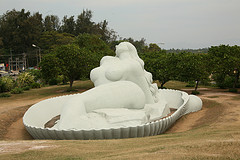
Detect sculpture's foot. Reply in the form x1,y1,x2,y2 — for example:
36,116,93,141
184,95,202,115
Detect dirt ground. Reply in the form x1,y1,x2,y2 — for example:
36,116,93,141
0,87,240,155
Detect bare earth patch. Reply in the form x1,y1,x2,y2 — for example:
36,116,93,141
0,141,57,154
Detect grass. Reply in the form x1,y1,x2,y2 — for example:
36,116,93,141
207,96,219,98
0,80,240,159
0,80,94,103
1,127,240,160
231,95,240,100
1,99,240,159
157,80,189,90
163,80,215,90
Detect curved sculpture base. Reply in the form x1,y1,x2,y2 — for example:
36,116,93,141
23,89,202,140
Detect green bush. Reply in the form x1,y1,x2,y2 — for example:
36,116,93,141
49,78,58,85
185,81,195,87
191,90,200,95
56,75,67,84
66,87,77,92
212,74,235,89
16,72,35,88
0,76,14,92
0,80,6,93
185,84,195,87
0,93,11,97
23,86,30,91
229,88,238,93
28,69,42,82
199,79,211,86
31,82,41,88
11,87,23,94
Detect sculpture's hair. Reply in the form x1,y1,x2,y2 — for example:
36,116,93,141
122,42,144,69
120,42,159,102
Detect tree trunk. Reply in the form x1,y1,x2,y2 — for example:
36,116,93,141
234,69,239,89
69,79,74,90
195,80,199,91
161,81,166,89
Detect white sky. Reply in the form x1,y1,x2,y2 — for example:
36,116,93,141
0,0,240,49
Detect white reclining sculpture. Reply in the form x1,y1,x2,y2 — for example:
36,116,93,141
23,42,202,139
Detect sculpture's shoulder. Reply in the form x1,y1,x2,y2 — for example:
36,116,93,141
100,56,119,66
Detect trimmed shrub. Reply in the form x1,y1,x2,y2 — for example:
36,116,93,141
185,84,195,87
31,82,41,89
186,81,195,87
48,75,66,85
191,90,200,95
229,88,238,93
212,74,235,89
49,78,58,85
66,87,77,92
23,86,30,91
0,93,11,97
11,87,23,94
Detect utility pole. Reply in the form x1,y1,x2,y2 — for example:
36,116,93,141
23,53,26,71
9,48,13,71
32,44,41,66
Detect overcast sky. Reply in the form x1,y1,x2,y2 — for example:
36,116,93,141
0,0,240,49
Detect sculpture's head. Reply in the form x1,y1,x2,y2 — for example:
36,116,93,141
116,42,144,69
116,42,137,57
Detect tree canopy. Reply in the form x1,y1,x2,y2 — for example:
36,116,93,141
209,45,240,88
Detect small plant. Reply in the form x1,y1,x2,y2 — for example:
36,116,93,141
28,69,42,82
23,86,30,91
16,72,35,88
11,87,23,94
31,82,41,89
229,88,238,93
66,87,77,92
191,90,200,95
0,93,11,97
0,76,14,92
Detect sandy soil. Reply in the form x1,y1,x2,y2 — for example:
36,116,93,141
0,87,240,154
167,88,240,133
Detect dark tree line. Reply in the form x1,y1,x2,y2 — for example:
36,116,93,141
0,9,117,56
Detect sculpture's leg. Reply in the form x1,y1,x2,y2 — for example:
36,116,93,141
58,99,87,130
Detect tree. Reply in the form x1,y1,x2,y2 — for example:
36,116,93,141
39,31,75,51
39,53,61,83
75,33,113,53
75,9,94,35
55,44,97,88
209,45,240,89
60,16,75,35
74,33,114,78
44,15,60,31
0,9,43,54
141,44,178,88
75,10,117,42
96,20,117,43
122,38,146,53
176,52,210,91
